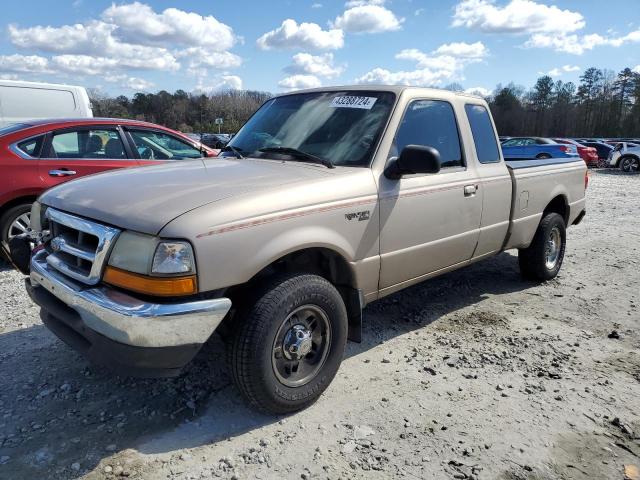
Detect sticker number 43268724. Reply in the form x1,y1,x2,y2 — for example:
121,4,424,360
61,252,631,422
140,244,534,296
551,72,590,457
330,96,378,109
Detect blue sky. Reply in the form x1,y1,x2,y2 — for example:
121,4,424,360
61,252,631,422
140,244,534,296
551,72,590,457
0,0,638,96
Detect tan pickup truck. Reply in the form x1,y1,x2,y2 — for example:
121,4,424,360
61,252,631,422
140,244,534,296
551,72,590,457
22,86,587,414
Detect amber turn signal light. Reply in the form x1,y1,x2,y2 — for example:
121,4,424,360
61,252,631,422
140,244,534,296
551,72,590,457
103,266,197,296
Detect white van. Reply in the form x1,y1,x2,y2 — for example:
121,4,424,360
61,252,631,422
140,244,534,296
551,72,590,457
0,80,93,127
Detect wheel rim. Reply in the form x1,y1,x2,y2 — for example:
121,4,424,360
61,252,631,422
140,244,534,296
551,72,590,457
272,305,332,387
622,158,631,172
630,159,639,173
545,226,561,270
8,212,31,240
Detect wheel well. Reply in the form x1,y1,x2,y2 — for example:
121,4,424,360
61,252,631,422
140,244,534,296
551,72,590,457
0,196,37,219
222,248,362,341
543,195,569,225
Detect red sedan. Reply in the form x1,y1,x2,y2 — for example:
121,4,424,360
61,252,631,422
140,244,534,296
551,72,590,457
553,138,598,167
0,118,218,249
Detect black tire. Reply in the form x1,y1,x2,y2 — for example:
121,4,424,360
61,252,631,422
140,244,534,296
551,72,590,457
229,273,348,414
536,153,552,159
0,203,32,251
619,156,639,173
518,212,566,281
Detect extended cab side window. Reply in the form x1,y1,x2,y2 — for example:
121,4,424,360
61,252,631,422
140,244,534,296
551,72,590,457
49,129,127,159
392,100,463,168
464,104,500,164
128,129,202,161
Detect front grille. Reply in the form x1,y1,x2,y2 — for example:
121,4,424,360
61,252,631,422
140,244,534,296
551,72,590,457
45,208,120,285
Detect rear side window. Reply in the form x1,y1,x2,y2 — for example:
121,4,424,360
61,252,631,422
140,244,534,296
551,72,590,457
393,100,463,168
49,129,127,159
17,135,45,157
464,104,500,164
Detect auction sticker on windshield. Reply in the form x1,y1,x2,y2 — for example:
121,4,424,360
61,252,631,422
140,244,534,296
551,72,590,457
330,96,378,109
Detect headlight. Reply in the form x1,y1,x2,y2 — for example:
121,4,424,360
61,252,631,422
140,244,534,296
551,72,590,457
152,241,195,275
108,231,157,275
106,233,197,296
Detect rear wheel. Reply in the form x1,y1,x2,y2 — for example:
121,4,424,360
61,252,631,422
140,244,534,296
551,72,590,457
229,273,348,414
0,203,32,251
619,156,639,173
518,212,566,281
536,153,551,159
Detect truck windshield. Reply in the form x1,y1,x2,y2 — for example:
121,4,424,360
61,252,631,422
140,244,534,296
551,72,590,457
223,91,396,167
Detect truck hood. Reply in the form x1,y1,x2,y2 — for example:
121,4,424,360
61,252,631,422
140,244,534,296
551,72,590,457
40,158,333,234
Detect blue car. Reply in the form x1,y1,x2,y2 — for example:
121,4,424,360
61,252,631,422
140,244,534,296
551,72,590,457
500,137,579,160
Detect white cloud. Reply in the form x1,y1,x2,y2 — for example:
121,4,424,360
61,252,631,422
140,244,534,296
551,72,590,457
355,67,453,86
452,0,585,34
0,54,51,74
433,41,488,58
464,86,491,96
332,4,403,33
312,3,323,8
105,74,155,91
634,65,640,74
4,3,242,91
415,8,426,16
278,74,322,91
544,65,579,77
257,19,344,51
194,75,243,94
284,53,345,78
102,2,237,51
176,48,243,70
356,41,488,87
345,0,386,6
526,29,640,55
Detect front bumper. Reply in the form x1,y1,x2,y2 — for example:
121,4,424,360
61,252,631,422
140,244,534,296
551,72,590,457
28,250,232,376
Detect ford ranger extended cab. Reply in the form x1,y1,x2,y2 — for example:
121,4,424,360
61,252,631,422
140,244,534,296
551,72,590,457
20,86,587,414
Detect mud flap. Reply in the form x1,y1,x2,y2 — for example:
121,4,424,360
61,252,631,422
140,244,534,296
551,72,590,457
344,287,363,343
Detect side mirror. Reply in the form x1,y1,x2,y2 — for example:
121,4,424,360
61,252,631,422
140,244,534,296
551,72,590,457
385,145,441,179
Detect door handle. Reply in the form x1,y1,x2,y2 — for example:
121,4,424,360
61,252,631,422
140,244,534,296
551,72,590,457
49,169,77,177
464,184,478,196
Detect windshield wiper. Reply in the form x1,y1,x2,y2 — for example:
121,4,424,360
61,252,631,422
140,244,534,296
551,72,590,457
258,147,334,169
221,144,244,159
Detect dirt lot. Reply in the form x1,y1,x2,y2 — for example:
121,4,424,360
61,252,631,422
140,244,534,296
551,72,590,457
0,169,638,480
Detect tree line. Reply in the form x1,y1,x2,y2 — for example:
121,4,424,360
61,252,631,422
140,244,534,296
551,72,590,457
89,66,640,137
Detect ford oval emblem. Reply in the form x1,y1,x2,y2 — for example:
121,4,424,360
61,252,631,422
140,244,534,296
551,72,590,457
51,237,64,252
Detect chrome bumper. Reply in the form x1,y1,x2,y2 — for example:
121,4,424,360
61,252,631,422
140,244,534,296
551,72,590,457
29,250,232,348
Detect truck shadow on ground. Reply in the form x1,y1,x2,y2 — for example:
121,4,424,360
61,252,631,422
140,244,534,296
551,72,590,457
0,251,533,479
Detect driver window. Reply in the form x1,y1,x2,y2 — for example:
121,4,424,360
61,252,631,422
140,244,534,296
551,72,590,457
391,100,464,168
128,129,203,160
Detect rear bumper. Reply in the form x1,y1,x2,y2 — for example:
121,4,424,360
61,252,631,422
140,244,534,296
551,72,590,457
27,249,232,376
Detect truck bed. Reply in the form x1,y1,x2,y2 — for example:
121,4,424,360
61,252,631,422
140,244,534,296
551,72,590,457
503,158,586,250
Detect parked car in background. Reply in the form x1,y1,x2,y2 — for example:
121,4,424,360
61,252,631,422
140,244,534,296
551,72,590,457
552,138,598,167
500,137,579,160
580,141,613,166
0,118,217,250
498,136,512,142
608,142,640,172
0,80,92,128
201,133,230,149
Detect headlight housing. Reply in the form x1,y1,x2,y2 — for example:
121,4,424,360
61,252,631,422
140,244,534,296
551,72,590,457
106,232,197,296
152,241,195,275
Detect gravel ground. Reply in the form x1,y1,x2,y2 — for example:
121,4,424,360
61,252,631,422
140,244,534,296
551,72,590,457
0,169,638,480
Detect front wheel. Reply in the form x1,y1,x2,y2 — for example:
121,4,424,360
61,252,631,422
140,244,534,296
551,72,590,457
518,212,566,281
1,203,32,252
536,153,552,159
229,273,348,414
619,156,639,173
